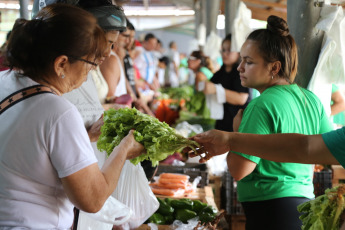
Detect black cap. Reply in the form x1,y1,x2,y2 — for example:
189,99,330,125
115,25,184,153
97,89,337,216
87,5,126,32
32,0,127,32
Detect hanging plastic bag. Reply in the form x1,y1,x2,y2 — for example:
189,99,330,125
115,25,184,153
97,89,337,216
77,196,132,230
112,160,159,229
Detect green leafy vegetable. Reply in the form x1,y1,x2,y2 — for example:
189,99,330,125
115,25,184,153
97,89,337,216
298,185,345,230
185,91,210,118
159,85,194,101
97,108,199,166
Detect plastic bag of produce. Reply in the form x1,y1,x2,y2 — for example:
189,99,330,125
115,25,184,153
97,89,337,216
112,160,159,229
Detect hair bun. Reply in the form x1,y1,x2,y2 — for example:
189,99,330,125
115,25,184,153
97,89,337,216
267,15,289,37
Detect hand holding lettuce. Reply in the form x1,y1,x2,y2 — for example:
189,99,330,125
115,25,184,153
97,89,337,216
97,108,199,166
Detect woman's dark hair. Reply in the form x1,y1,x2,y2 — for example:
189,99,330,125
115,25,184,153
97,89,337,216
5,3,107,82
190,50,214,73
247,15,298,83
222,33,232,45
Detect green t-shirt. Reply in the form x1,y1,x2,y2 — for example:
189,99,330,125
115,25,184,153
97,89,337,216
322,127,345,168
234,84,333,202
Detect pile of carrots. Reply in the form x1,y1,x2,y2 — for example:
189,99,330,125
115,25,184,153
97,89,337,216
150,173,194,197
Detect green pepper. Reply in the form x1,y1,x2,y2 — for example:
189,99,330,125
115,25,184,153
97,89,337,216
201,205,217,215
157,197,174,215
175,209,198,223
148,213,166,224
170,198,194,210
192,200,208,213
164,215,174,224
164,198,173,206
199,211,215,224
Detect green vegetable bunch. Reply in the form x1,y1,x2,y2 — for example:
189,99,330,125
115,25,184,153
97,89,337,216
159,86,194,101
185,91,210,119
298,185,345,230
148,197,217,225
97,108,198,166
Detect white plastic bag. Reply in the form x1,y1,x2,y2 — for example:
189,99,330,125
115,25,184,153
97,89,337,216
112,160,159,229
77,196,132,230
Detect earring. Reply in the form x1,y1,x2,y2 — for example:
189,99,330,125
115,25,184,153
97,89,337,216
271,75,274,80
61,74,65,79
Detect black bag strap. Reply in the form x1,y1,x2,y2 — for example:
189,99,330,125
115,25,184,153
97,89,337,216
0,85,55,115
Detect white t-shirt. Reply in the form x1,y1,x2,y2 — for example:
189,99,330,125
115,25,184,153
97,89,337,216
0,71,97,229
134,49,157,84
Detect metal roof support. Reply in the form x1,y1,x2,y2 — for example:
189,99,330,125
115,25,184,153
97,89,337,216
287,0,324,88
224,0,240,36
205,0,220,36
19,0,30,20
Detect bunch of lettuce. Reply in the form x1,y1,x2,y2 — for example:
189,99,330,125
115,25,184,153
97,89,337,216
185,91,210,119
298,184,345,230
159,85,194,101
97,108,198,166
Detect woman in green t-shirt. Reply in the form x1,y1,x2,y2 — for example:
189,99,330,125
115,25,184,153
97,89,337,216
212,15,333,230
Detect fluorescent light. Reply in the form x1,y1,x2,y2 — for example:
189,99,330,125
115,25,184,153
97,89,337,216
0,3,33,10
124,9,195,16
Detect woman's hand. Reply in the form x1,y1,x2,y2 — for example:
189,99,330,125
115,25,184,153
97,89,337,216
87,115,104,142
203,81,216,95
186,129,232,163
233,109,243,132
120,130,145,160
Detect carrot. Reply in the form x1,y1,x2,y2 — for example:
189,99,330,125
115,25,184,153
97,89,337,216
158,177,188,185
150,184,185,196
157,182,188,189
159,173,190,181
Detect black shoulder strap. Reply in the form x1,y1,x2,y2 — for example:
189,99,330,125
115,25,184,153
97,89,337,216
0,85,55,115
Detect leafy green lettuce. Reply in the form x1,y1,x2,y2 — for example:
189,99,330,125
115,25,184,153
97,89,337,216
298,185,345,230
97,108,199,166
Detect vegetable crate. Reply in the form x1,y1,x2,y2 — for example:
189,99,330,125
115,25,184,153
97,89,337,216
313,169,332,197
155,163,209,188
221,171,244,215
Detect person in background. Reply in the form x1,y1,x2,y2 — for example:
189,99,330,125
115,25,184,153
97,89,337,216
157,56,169,87
99,17,128,103
197,15,333,230
165,41,180,87
187,50,214,91
153,38,164,59
203,34,251,132
0,30,11,71
331,84,345,128
58,0,129,169
134,33,159,92
0,4,144,228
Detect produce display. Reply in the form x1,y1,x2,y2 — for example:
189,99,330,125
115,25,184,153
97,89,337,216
97,108,198,166
298,184,345,230
147,197,217,225
185,91,210,119
159,85,194,102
